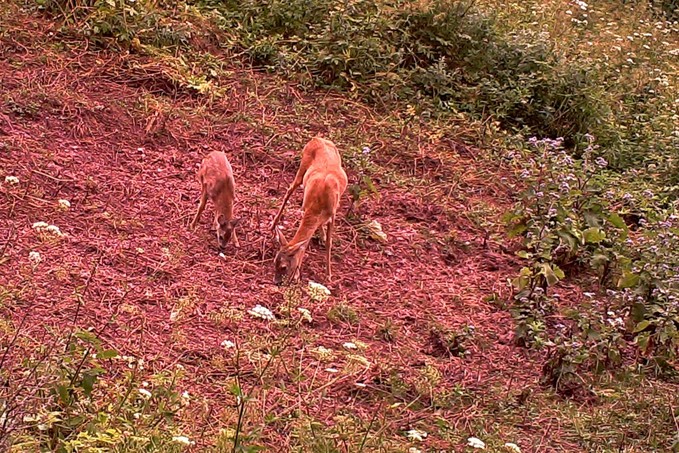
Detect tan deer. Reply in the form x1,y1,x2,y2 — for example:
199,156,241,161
190,151,240,249
271,137,348,285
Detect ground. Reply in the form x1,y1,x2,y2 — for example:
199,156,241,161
1,4,676,453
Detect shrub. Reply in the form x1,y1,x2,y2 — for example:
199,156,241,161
202,0,610,149
506,135,678,364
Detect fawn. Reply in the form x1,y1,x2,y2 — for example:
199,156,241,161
271,137,348,285
190,151,240,249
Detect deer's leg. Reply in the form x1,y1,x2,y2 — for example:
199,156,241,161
231,228,240,248
271,182,298,231
190,190,208,230
317,223,327,247
271,156,312,230
326,216,334,281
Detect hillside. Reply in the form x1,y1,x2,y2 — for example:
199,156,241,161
1,0,678,452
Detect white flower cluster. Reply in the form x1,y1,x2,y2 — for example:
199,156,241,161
32,221,64,237
4,175,19,185
307,281,331,301
172,435,195,446
248,304,275,321
29,251,42,266
405,428,427,442
297,307,313,322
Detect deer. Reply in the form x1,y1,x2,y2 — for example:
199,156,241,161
190,151,241,250
270,137,348,285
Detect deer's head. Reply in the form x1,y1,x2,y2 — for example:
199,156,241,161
273,228,307,285
215,214,240,249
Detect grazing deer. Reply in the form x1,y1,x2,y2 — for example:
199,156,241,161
271,137,348,285
190,151,240,249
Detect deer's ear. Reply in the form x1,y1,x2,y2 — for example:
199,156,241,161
275,227,288,246
230,217,242,228
286,239,309,254
217,213,227,226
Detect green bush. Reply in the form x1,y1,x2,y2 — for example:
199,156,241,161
506,136,678,365
202,0,611,150
35,0,191,48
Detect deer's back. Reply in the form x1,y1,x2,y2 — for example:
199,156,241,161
302,138,344,186
199,151,235,197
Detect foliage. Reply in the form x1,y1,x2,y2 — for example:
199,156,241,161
2,329,189,451
506,135,679,379
202,0,614,152
35,0,192,48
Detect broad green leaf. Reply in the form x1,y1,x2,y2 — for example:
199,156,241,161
57,384,70,405
74,330,101,346
633,320,652,333
617,272,640,289
635,332,650,352
608,213,627,230
537,263,560,286
82,372,96,397
583,227,606,244
98,349,118,360
557,230,578,251
507,222,528,237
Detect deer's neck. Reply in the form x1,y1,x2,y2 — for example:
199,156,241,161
289,212,325,248
214,185,235,219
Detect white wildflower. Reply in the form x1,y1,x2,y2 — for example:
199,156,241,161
32,221,64,237
297,307,313,322
57,199,71,210
219,252,226,259
467,437,486,449
181,391,190,405
4,175,19,185
248,304,275,321
133,412,141,419
325,367,339,373
504,443,522,453
409,448,422,453
32,221,49,231
221,340,235,349
406,429,427,442
138,389,152,399
169,310,179,322
28,251,42,266
307,281,331,301
46,225,63,236
343,342,358,350
171,436,194,446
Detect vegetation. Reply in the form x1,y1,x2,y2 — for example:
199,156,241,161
1,0,678,450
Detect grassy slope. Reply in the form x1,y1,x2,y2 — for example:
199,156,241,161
0,2,677,452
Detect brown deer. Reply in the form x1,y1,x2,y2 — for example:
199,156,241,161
190,151,240,249
271,137,347,285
